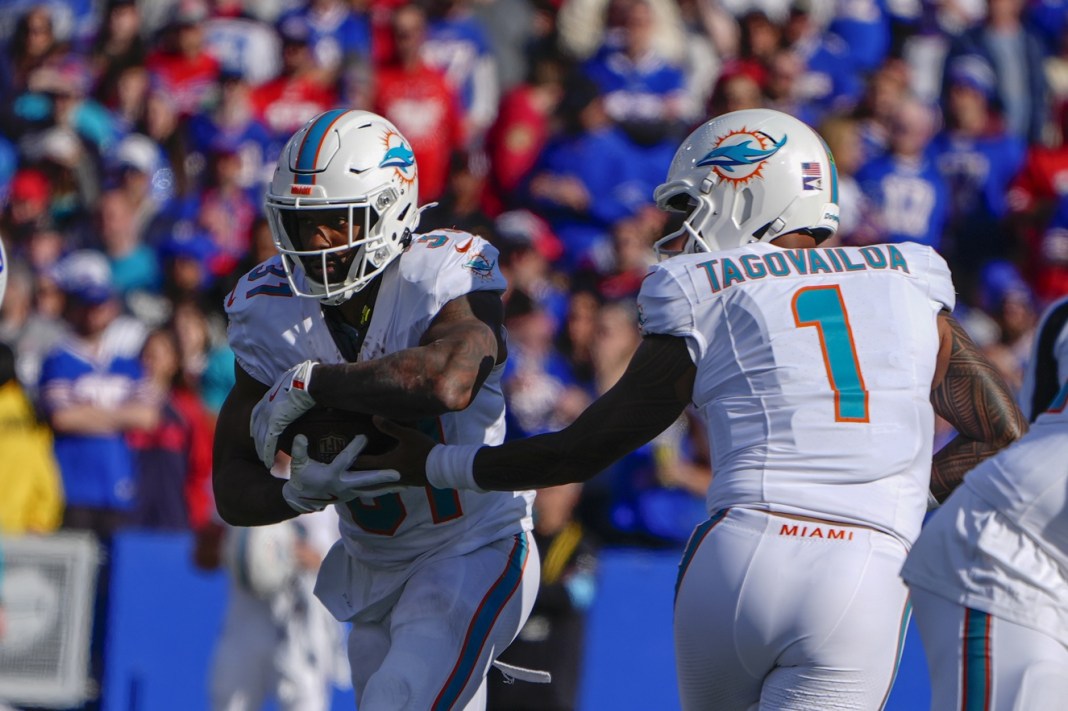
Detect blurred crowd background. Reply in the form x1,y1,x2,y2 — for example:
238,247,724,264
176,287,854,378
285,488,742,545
0,0,1065,680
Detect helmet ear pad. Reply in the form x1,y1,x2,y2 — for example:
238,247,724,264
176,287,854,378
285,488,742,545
653,109,840,258
265,110,422,305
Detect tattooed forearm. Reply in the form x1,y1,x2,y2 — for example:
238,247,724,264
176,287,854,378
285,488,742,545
475,336,695,490
930,316,1027,502
311,334,497,418
309,293,500,419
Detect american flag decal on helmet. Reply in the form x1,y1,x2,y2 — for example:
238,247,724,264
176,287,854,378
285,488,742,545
801,162,822,191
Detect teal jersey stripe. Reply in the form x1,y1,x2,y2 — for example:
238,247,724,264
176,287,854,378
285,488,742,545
675,509,728,605
294,109,349,184
432,534,529,710
963,608,991,711
878,600,913,709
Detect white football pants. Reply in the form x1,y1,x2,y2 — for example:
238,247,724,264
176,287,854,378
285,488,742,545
910,587,1068,711
674,507,911,711
347,532,539,711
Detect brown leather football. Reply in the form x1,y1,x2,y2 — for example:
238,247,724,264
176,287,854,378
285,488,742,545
277,407,395,463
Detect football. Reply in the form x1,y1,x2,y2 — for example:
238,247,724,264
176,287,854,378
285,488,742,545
277,407,396,464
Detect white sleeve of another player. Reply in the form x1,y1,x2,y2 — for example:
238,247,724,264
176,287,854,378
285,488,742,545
636,264,705,362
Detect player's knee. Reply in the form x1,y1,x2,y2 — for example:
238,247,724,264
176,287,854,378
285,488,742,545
359,669,415,711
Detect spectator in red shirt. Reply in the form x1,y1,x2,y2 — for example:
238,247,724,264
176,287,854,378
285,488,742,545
373,3,464,203
1007,105,1068,301
250,15,338,141
145,0,220,116
483,51,568,215
129,325,214,530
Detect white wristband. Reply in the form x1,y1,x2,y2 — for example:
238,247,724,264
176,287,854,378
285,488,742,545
426,444,485,492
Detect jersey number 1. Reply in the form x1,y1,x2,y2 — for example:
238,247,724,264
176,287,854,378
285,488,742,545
792,285,869,423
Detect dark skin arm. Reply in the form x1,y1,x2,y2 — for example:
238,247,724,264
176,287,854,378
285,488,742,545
928,311,1028,502
213,291,504,525
363,309,1028,500
213,364,300,526
366,335,697,490
308,291,505,418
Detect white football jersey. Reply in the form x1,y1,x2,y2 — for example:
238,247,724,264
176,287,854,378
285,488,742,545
964,390,1068,572
902,385,1068,645
226,230,534,567
638,241,955,546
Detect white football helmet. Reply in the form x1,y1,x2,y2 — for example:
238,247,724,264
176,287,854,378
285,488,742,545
653,109,840,258
265,109,422,305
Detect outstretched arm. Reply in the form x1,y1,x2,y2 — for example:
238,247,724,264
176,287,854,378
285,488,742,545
929,312,1027,502
309,291,504,418
364,335,696,491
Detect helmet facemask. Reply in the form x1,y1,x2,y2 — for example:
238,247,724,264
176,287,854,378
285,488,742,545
266,186,415,305
653,185,717,260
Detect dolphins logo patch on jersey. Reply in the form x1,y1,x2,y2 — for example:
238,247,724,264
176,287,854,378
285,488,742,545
379,130,416,189
696,129,787,187
464,252,496,280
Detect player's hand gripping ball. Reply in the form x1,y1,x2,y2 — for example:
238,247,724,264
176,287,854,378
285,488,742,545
278,407,403,513
277,407,398,461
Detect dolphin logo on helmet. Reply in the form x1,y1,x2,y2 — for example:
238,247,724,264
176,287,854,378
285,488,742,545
379,143,415,170
696,133,787,172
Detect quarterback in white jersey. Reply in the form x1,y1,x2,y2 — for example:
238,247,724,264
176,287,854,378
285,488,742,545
902,318,1068,709
212,110,536,711
357,109,1025,710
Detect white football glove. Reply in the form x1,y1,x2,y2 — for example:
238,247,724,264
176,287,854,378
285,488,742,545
252,360,318,469
282,434,402,513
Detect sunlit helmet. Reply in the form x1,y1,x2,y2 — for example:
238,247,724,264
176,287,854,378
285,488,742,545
653,109,839,258
265,109,421,305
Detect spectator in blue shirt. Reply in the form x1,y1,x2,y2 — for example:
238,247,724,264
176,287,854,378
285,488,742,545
526,76,645,272
187,70,276,201
943,0,1049,143
931,55,1026,273
277,0,371,85
783,2,865,122
582,0,689,193
38,250,160,538
856,97,949,249
827,0,891,72
423,0,499,142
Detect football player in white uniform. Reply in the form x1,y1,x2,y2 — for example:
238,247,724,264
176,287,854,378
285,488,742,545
211,110,538,711
901,299,1068,711
355,109,1026,710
